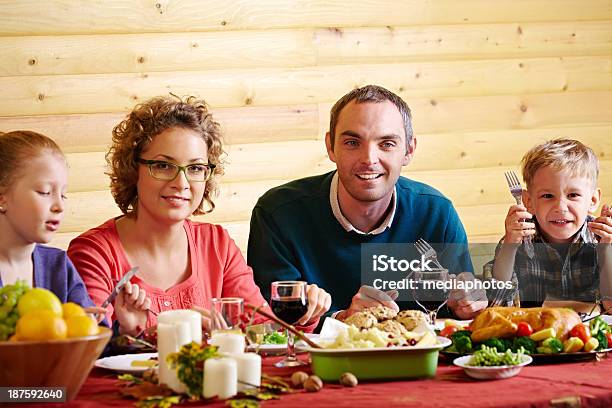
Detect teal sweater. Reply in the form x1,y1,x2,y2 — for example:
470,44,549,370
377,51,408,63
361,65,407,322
248,172,472,313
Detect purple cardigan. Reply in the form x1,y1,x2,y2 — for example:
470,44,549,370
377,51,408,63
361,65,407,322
0,245,95,308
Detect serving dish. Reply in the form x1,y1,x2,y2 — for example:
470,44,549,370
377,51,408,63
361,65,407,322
453,354,532,380
298,336,451,381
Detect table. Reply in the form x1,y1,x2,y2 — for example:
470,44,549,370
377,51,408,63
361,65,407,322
14,353,612,408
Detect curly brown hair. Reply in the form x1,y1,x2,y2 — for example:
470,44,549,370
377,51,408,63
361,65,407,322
107,95,225,216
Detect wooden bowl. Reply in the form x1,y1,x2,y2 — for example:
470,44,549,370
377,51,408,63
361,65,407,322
0,327,111,400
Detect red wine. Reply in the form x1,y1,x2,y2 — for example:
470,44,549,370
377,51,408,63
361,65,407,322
271,299,308,324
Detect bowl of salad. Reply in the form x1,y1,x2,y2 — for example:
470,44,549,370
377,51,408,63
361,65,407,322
453,345,532,380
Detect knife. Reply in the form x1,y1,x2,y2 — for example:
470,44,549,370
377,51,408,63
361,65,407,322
100,266,139,308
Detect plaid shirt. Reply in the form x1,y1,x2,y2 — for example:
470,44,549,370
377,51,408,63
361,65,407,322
484,215,600,304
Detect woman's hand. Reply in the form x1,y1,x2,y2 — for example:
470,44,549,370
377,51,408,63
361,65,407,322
296,284,332,325
114,281,151,335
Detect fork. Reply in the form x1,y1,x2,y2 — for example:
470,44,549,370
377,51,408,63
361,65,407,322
504,171,535,258
414,238,445,270
489,286,509,307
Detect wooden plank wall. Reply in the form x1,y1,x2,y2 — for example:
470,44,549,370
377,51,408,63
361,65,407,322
1,1,611,256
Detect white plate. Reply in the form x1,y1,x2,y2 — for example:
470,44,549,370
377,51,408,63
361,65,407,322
95,352,158,374
453,354,532,380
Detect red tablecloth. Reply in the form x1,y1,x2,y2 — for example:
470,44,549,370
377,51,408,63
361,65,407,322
15,353,612,408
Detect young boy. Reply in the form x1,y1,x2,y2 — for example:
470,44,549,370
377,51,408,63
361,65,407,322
488,138,612,309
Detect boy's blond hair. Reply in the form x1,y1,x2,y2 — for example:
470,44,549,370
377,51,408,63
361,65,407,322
521,138,599,189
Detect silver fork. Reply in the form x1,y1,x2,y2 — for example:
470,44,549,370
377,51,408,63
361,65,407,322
504,171,535,258
414,238,445,270
489,287,508,307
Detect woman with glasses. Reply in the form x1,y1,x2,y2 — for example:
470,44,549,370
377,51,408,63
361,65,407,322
67,96,331,336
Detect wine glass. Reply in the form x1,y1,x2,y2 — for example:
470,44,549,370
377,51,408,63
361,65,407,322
270,281,308,368
411,269,450,325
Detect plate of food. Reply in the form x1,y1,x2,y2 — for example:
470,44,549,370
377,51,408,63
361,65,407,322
441,307,612,363
246,331,289,354
94,352,158,374
297,307,450,381
453,345,532,380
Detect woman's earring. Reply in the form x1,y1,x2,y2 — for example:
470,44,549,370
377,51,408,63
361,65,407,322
0,206,5,213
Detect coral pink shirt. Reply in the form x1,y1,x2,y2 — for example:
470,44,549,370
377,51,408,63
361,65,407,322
67,218,271,329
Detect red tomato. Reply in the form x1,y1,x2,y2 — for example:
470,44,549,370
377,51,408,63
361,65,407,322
516,321,533,337
440,326,458,338
569,324,590,344
606,332,612,348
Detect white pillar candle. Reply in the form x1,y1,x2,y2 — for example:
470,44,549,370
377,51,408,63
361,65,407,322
158,309,202,344
157,311,198,394
157,323,188,393
210,332,245,354
232,353,261,391
203,357,237,399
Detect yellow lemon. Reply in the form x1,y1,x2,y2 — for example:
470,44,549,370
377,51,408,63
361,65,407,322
17,288,63,317
15,310,67,341
65,315,99,338
62,302,86,318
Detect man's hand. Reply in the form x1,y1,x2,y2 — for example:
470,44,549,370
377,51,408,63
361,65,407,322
336,286,399,321
114,281,151,335
447,272,488,320
589,204,612,243
504,204,535,244
297,284,332,325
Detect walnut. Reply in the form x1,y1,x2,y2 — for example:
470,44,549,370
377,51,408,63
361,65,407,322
291,371,309,388
339,372,358,387
303,375,323,392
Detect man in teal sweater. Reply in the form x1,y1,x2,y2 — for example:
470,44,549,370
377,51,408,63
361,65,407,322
248,85,487,322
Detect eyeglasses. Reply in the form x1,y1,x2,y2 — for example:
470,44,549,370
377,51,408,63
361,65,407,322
137,159,216,182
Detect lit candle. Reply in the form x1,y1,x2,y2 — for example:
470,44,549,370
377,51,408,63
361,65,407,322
203,357,237,399
210,332,245,354
232,352,261,391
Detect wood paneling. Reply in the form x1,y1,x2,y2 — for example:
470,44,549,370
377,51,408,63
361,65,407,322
2,57,611,116
0,30,316,76
0,105,318,151
316,21,612,64
3,21,611,77
3,1,611,36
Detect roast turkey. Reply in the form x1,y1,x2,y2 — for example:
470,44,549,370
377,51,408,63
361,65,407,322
469,307,582,342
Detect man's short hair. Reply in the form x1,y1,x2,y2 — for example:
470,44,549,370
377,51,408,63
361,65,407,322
328,85,413,148
521,138,599,189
